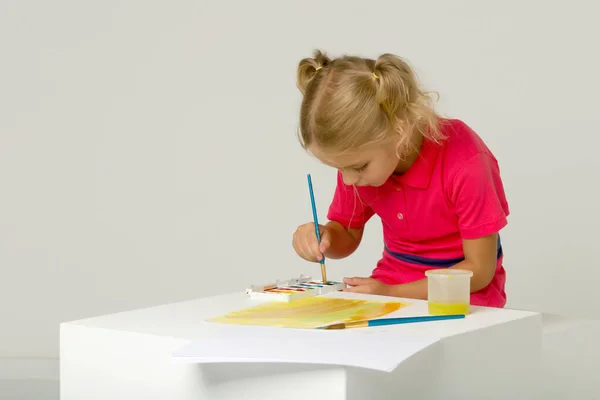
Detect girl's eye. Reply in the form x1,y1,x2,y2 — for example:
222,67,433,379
355,164,368,172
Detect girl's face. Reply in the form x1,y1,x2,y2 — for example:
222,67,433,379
310,136,417,187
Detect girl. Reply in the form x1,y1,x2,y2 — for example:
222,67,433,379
292,50,509,307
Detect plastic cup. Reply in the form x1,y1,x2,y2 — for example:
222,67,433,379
425,269,473,315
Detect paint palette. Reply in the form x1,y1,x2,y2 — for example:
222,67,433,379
246,275,347,302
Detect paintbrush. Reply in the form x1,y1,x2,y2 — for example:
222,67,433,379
307,174,327,284
318,314,465,330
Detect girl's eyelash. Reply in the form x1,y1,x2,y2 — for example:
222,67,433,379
356,164,368,172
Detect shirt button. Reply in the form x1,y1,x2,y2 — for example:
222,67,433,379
396,187,401,191
397,213,404,220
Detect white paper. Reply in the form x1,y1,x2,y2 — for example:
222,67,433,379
171,323,439,372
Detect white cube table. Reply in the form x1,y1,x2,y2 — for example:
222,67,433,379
60,292,542,399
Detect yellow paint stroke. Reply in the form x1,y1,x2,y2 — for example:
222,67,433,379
209,297,410,329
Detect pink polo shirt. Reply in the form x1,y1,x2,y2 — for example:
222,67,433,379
327,119,509,307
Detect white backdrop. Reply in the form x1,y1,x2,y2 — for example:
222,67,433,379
1,0,599,359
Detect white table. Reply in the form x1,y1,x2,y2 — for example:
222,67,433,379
60,292,542,399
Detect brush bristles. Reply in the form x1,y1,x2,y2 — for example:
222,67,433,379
320,263,327,284
322,323,345,330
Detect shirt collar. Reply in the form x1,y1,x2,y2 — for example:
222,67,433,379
394,138,441,189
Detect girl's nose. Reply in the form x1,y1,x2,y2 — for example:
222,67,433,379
341,171,359,186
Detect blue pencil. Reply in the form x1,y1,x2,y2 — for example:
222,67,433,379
307,174,327,284
319,314,465,329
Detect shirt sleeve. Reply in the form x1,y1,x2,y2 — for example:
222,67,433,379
327,171,375,229
450,152,509,239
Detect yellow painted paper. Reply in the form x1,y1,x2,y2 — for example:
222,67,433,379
209,297,409,329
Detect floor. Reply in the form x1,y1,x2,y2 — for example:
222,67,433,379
0,380,59,400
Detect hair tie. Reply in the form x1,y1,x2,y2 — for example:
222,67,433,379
315,66,323,71
372,72,379,79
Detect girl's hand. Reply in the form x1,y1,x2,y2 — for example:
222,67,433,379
292,223,332,262
343,277,393,296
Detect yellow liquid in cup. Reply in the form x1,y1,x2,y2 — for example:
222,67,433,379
428,302,470,316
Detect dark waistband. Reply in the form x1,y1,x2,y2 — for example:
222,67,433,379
385,236,503,268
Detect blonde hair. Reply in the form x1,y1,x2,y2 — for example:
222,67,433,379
297,50,444,158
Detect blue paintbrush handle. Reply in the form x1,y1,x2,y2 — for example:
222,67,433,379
307,174,325,265
367,314,465,326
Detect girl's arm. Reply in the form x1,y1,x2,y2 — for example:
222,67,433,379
390,233,499,299
323,221,364,259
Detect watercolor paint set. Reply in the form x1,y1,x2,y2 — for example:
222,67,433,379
246,275,347,302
